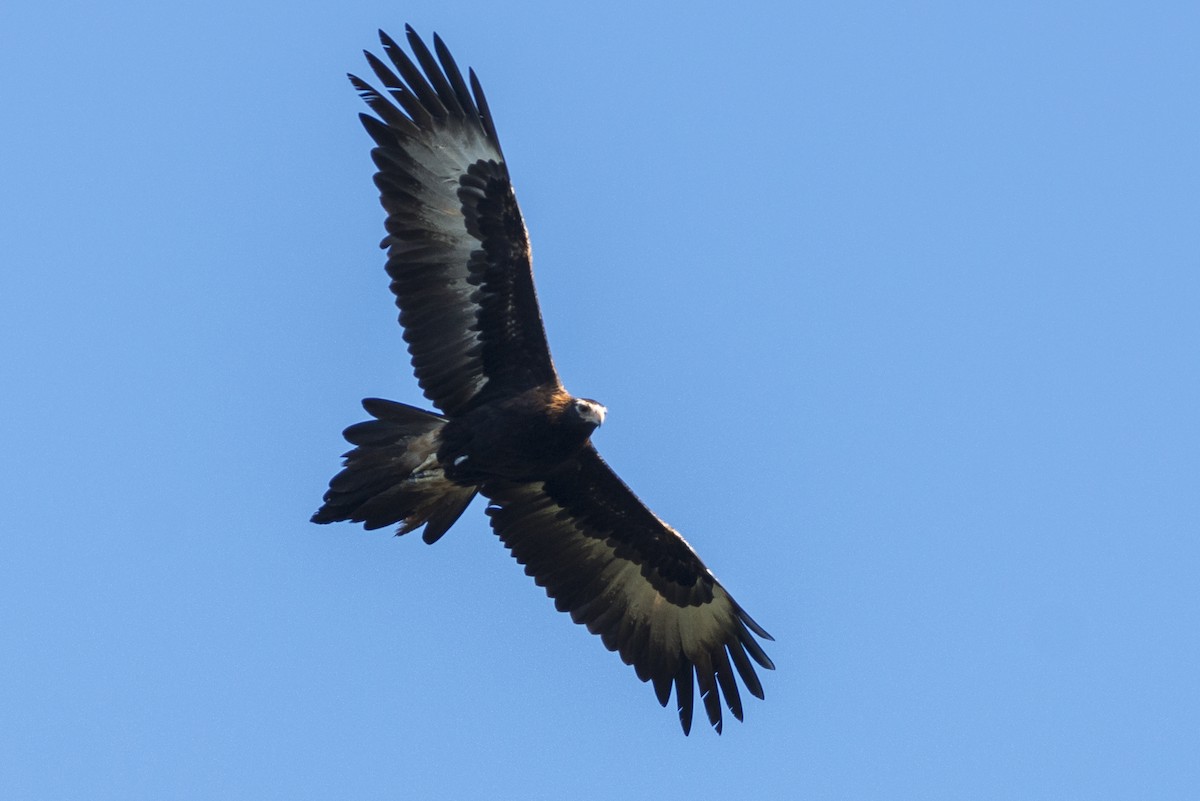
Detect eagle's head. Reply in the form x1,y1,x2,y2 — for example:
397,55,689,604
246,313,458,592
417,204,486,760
567,397,607,429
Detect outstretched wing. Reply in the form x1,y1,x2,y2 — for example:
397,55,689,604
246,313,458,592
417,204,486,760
482,446,775,734
350,27,558,416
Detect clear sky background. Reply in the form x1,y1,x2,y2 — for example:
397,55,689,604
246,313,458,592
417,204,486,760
2,1,1197,798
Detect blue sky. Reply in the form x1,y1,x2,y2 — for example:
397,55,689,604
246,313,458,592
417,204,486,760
2,1,1198,798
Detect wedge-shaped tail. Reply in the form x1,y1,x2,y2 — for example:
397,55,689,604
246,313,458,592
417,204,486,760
312,398,477,544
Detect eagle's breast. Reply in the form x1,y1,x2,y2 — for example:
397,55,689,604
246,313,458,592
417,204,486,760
440,384,598,483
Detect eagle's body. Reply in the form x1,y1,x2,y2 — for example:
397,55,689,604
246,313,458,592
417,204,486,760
441,386,606,484
313,27,774,734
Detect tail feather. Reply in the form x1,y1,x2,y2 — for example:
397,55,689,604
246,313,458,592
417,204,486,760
312,398,477,542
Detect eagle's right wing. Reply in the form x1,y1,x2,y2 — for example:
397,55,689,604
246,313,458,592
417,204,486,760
482,445,775,734
351,27,559,416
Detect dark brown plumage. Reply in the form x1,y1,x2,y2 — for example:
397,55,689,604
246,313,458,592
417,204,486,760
313,26,774,734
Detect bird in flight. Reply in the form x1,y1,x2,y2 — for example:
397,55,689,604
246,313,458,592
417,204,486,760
313,26,774,734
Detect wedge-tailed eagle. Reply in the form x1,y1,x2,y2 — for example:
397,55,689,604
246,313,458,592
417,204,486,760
313,26,774,734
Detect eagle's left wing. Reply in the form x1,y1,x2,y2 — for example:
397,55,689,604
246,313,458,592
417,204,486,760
350,28,560,417
483,445,774,734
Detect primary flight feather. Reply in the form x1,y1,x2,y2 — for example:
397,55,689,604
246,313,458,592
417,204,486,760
313,26,774,734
